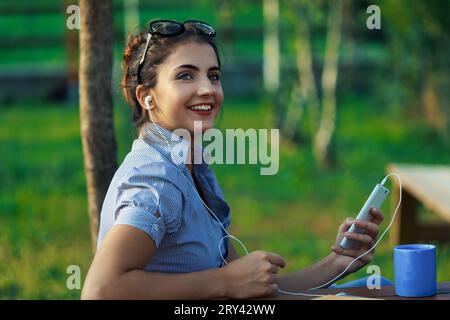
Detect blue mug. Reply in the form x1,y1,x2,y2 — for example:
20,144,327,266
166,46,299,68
394,244,437,297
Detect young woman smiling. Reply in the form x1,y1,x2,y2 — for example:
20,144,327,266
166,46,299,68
81,19,388,300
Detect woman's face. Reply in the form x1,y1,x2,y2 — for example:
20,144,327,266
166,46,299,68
147,41,223,133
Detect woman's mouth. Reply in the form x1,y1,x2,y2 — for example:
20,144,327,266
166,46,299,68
187,104,213,116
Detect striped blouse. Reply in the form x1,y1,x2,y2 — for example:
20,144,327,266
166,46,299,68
97,122,231,273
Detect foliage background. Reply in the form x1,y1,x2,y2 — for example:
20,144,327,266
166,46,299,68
0,0,448,298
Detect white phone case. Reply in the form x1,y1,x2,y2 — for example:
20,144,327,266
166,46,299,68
339,184,389,249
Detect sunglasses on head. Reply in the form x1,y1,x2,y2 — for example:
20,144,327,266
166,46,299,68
137,19,216,84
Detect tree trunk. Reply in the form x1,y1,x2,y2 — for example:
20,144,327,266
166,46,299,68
123,0,140,38
64,0,79,103
280,6,319,143
217,1,234,58
79,0,117,253
295,16,320,136
263,0,280,94
313,0,343,169
422,75,446,133
280,84,305,143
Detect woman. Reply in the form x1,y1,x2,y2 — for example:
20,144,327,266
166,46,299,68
81,19,387,300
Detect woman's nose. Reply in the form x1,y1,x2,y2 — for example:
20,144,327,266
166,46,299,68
197,77,215,96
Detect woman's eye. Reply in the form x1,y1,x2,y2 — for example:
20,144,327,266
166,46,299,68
209,73,220,81
177,73,192,80
177,72,220,81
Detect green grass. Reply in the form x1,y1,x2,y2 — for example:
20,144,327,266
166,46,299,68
1,96,450,299
0,101,134,299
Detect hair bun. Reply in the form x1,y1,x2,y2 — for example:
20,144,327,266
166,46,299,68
123,32,145,64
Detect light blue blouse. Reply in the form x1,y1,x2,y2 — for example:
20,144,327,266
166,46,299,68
97,122,231,273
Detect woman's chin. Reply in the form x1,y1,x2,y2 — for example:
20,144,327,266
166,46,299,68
201,123,215,132
189,120,215,133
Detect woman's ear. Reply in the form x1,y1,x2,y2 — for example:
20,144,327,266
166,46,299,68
136,85,154,110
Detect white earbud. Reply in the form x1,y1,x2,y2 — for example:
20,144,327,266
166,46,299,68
144,96,152,110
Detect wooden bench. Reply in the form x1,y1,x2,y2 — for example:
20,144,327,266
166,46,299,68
386,164,450,246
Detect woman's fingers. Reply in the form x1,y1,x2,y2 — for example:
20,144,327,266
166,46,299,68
344,232,375,247
269,264,279,274
265,252,286,269
268,274,278,284
352,220,379,239
339,208,384,236
338,218,354,234
369,207,384,225
331,245,373,263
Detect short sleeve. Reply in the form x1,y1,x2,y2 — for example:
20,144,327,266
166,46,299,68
113,165,183,248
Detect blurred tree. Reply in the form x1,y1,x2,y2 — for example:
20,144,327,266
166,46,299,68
79,0,118,253
64,0,79,103
263,0,280,94
382,0,449,142
216,0,235,58
281,0,344,169
123,0,140,38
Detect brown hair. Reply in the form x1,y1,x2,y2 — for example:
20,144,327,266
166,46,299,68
121,22,221,127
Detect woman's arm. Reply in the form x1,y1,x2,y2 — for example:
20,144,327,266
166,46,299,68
276,208,385,291
81,225,226,300
276,253,343,291
226,243,341,292
81,224,286,299
226,244,342,292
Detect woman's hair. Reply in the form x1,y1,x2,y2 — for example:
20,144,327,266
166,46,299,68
121,22,221,127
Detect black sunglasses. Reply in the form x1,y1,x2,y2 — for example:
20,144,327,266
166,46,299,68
137,19,216,84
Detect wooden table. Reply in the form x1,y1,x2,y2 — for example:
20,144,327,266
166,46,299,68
386,164,450,246
268,282,450,300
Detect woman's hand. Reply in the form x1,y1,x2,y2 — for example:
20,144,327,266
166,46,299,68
220,250,286,299
330,208,385,275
